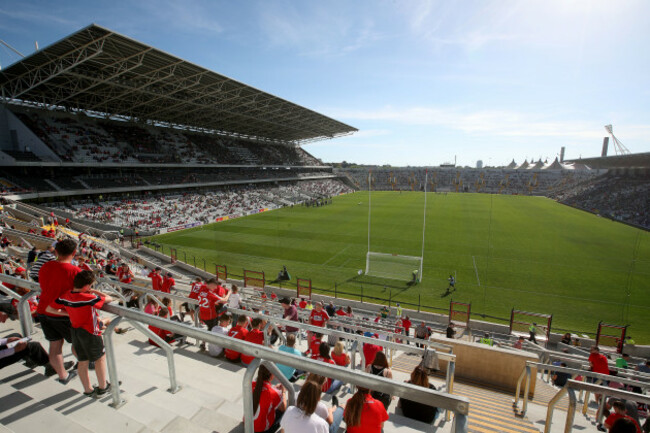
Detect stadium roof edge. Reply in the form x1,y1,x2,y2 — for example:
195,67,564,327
0,24,357,145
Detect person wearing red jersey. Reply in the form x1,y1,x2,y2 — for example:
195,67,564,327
161,273,176,294
250,365,286,432
76,257,92,272
402,316,412,344
589,345,611,404
304,333,324,359
52,271,114,397
225,315,250,362
604,401,642,432
343,387,389,433
181,277,203,322
298,298,307,309
149,267,163,292
197,278,230,331
309,302,330,328
37,239,81,384
362,333,383,366
241,317,265,365
314,343,337,393
117,263,134,284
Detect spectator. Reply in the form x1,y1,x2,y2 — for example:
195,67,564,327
251,365,286,433
446,322,456,339
343,387,389,433
207,313,232,357
276,333,303,381
241,317,265,365
224,315,249,362
414,321,431,348
280,380,330,433
0,333,51,374
53,270,114,397
29,245,55,281
366,351,393,410
398,366,438,423
280,297,299,336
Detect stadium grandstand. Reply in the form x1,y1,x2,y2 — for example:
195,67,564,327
1,24,649,433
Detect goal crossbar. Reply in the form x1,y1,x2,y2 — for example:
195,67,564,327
365,251,423,282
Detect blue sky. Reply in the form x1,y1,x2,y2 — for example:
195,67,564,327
1,0,649,166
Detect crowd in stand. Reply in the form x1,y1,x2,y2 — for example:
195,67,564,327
549,175,650,229
51,179,352,232
12,107,321,166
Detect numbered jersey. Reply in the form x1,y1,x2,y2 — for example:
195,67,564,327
197,287,220,321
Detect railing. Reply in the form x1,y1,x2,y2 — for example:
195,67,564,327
0,273,470,432
514,360,650,420
562,380,650,433
103,303,469,433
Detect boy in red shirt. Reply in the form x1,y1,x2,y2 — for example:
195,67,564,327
240,317,265,365
197,278,230,350
309,302,330,327
52,270,114,397
304,332,323,359
38,239,81,384
225,315,249,362
181,277,203,322
402,316,412,344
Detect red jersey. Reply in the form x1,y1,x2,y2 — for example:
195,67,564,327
150,273,163,292
79,263,92,272
344,393,389,433
363,343,383,366
331,351,348,366
225,325,249,361
308,337,322,359
589,353,610,375
148,325,174,347
38,261,81,316
56,290,106,335
240,328,264,365
299,300,307,309
251,381,282,432
117,267,133,284
161,276,175,293
12,298,38,315
309,309,330,327
189,281,204,300
197,286,221,321
402,319,412,332
336,309,347,316
605,413,641,432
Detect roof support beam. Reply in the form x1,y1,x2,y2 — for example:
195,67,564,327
2,38,106,99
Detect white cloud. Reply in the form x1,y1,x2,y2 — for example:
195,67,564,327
333,105,650,142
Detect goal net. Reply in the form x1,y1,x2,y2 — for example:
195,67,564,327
365,252,423,282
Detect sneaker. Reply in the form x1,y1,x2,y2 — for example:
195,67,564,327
95,382,112,397
57,370,78,385
83,388,97,398
64,361,75,370
44,363,56,376
115,328,127,335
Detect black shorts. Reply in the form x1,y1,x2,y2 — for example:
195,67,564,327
39,314,73,343
71,327,105,362
181,302,198,312
203,317,219,330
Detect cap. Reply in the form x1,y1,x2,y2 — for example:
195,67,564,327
15,267,26,273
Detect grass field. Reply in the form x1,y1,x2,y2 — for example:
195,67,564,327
149,192,650,343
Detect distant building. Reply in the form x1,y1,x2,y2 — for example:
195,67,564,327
476,160,483,169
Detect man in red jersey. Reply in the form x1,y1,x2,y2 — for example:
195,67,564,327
240,317,265,365
149,267,163,292
225,315,249,362
161,272,175,294
37,239,80,384
304,332,323,359
197,278,230,331
588,345,610,404
309,302,330,328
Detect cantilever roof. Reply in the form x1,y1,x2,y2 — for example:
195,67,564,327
0,24,357,144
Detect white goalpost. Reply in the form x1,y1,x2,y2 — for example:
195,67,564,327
364,170,427,282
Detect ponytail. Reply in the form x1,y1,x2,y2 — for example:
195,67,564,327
343,387,370,427
253,365,272,412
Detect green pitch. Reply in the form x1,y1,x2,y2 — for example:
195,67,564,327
149,192,650,343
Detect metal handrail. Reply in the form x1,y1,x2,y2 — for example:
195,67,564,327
564,380,650,433
242,359,296,433
0,274,469,432
101,303,470,432
513,360,650,416
240,298,455,353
